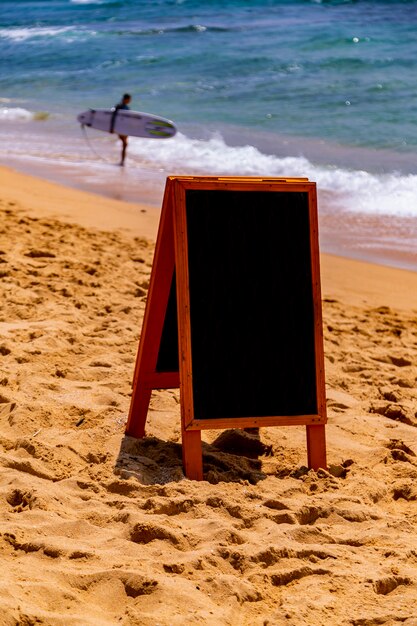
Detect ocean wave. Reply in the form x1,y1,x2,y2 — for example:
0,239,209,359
129,132,417,218
70,0,123,4
0,26,96,44
0,107,49,122
0,26,72,42
113,24,234,37
0,107,34,121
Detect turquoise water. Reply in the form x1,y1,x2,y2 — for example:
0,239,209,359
2,0,417,150
1,0,417,268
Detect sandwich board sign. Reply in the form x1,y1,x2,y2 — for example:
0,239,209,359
126,176,327,480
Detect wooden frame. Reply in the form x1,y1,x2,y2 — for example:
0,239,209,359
126,176,327,480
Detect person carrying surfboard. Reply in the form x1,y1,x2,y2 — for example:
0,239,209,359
110,93,132,166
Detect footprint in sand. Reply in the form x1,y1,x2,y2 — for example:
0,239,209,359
6,488,38,513
373,575,412,595
129,521,187,550
24,250,56,259
392,482,417,501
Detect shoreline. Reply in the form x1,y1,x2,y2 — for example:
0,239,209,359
0,164,160,241
2,132,417,273
2,165,417,308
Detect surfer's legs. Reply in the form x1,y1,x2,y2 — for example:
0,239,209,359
118,134,128,166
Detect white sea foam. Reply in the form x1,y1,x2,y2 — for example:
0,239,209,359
129,132,417,218
0,26,73,42
70,0,116,4
0,107,34,121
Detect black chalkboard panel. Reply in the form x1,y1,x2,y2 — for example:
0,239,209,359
185,189,317,421
156,272,179,373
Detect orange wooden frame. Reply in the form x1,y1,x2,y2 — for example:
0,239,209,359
126,176,327,480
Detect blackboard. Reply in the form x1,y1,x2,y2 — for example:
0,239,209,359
185,189,317,421
154,185,321,422
156,271,179,373
127,176,327,479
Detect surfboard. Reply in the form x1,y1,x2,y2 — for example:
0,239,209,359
77,108,177,139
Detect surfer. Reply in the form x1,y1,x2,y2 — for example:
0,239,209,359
111,93,132,166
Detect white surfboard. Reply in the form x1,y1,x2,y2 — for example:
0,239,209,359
77,108,177,139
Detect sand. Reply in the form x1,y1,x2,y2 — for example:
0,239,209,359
0,165,417,626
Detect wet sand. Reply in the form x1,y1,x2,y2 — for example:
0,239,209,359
0,165,417,625
4,137,417,273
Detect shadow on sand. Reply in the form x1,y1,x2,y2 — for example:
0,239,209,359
114,428,273,486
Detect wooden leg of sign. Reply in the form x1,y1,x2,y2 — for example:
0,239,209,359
126,184,177,440
126,381,151,439
181,424,203,480
306,425,327,470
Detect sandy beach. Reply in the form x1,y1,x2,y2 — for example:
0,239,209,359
1,165,417,625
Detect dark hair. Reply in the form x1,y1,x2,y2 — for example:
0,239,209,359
123,93,131,100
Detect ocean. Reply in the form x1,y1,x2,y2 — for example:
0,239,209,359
1,0,417,269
